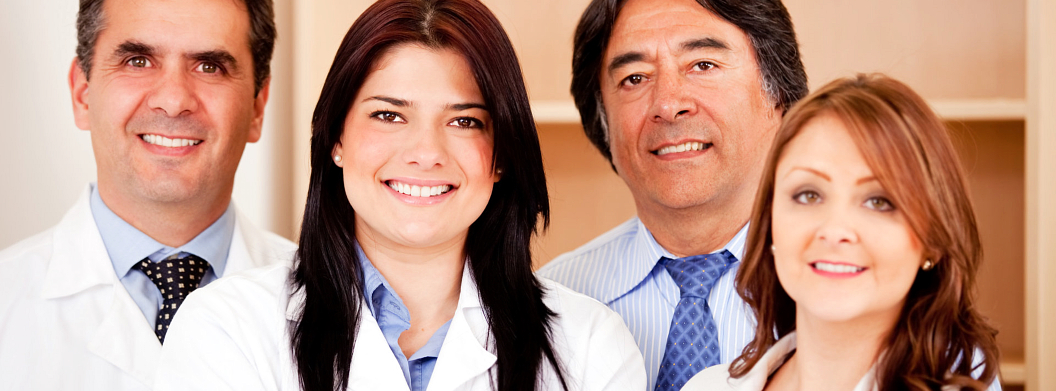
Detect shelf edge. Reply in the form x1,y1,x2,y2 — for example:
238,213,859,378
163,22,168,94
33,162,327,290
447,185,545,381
531,99,1028,124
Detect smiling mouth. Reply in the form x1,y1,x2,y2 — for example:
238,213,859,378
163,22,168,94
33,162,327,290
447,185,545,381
652,141,712,156
386,180,454,198
141,134,202,147
811,261,867,274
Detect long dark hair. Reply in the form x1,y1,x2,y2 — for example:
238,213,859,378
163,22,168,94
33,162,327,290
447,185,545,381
731,74,999,390
290,0,567,390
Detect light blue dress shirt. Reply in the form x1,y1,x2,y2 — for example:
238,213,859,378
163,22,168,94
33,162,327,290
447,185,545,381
356,244,450,391
88,183,234,329
537,217,753,387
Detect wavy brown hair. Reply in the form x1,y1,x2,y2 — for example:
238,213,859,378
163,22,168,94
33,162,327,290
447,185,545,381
730,74,999,390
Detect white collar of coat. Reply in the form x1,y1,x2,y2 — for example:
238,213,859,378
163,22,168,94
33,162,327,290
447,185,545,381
284,259,497,390
726,332,879,391
40,186,119,299
40,185,273,300
285,257,484,320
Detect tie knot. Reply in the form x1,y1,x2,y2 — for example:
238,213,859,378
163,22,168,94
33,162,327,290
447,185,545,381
661,250,735,298
133,254,211,302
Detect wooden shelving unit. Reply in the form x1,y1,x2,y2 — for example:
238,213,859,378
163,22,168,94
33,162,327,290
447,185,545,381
531,99,1029,125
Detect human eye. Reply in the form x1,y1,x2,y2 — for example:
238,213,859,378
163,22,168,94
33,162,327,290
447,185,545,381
370,111,406,123
620,73,646,88
792,190,822,205
125,56,152,68
692,61,716,72
447,117,484,129
863,196,896,212
195,62,224,75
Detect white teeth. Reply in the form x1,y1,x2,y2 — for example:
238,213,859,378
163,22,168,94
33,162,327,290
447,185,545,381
813,262,865,274
388,181,452,198
657,141,707,156
141,134,201,148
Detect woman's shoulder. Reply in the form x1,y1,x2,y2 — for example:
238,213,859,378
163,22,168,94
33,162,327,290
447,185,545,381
535,277,648,390
538,277,620,324
176,262,294,332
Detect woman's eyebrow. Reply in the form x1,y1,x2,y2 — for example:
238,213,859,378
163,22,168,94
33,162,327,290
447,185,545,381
447,102,487,111
364,96,411,106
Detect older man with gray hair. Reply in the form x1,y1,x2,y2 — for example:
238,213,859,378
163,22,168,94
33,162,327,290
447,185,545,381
538,0,806,389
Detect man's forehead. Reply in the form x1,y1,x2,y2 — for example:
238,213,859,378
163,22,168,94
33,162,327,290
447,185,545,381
97,0,251,55
605,0,747,60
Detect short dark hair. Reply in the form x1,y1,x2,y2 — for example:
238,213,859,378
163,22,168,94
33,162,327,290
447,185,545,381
75,0,276,96
570,0,808,162
291,0,566,390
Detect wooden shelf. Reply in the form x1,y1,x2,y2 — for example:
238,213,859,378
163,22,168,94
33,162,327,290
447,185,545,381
1002,357,1025,385
930,99,1027,121
531,99,1027,125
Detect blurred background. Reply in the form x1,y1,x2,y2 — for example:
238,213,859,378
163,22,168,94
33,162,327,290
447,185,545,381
1,0,1052,389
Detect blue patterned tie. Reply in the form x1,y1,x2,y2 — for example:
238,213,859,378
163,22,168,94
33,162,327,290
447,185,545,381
653,250,736,390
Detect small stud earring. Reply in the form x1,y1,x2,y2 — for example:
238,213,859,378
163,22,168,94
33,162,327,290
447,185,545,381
496,168,503,175
770,244,776,253
922,259,934,271
334,155,342,163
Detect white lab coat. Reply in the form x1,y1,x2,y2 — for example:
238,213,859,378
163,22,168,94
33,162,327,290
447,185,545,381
683,332,1001,391
154,261,647,391
0,186,297,391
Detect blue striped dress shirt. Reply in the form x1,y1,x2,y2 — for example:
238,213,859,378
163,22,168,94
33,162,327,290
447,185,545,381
538,217,753,387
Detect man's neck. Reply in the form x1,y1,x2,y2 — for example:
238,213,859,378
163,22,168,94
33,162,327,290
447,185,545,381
96,185,230,248
635,191,753,258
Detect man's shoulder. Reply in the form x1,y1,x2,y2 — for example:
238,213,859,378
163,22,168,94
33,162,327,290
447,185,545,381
230,208,297,270
538,217,642,278
0,227,57,267
0,227,58,297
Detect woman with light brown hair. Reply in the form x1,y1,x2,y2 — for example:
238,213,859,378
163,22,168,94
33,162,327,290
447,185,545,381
685,74,1000,390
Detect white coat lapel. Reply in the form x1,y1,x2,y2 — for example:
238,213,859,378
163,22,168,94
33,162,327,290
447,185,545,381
85,282,162,387
347,300,410,391
427,265,497,391
286,288,410,391
40,188,161,387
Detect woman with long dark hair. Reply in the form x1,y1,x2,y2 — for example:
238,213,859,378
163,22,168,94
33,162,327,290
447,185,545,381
153,0,645,390
684,74,1000,390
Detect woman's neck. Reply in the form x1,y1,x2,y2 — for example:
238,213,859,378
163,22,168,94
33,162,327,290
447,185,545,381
355,227,466,358
766,306,900,391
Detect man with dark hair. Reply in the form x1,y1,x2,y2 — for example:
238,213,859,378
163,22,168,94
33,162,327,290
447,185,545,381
0,0,294,389
538,0,807,389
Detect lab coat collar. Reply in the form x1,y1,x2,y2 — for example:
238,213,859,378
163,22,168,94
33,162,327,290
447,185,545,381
38,187,161,387
41,186,118,299
285,260,496,390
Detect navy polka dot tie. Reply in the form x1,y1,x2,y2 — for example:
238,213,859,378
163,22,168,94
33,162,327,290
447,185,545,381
653,250,736,390
133,254,210,344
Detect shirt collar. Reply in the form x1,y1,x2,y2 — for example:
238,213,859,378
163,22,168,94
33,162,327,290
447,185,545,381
356,242,403,318
599,218,750,304
89,183,235,278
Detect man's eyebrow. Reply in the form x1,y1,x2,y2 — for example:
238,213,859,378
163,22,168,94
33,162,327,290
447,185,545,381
188,50,239,72
112,41,155,58
607,52,646,75
364,96,410,107
681,37,731,52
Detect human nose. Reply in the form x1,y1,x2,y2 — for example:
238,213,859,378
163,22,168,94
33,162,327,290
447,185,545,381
814,204,860,247
147,68,198,117
403,123,448,169
649,69,695,123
